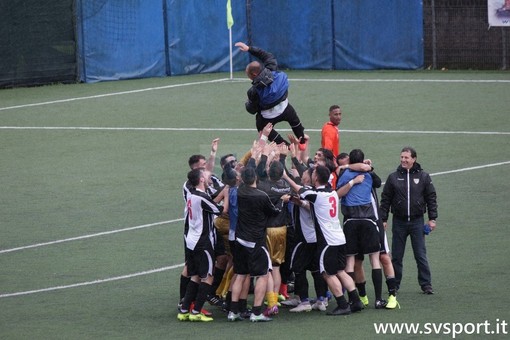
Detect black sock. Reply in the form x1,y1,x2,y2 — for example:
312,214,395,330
225,291,232,310
312,271,327,298
211,267,225,294
180,275,191,300
348,289,361,303
192,282,212,313
355,281,367,296
230,301,239,314
386,277,397,296
372,268,383,301
252,305,262,316
239,298,248,312
181,280,199,311
335,294,349,309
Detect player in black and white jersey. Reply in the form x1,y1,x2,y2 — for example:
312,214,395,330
283,167,329,312
282,165,364,316
178,168,229,322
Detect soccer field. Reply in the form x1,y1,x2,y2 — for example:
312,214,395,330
1,70,509,339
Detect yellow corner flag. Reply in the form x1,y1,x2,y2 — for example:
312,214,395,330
226,0,234,29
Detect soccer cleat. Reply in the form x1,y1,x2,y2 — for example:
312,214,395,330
264,305,279,316
311,299,327,311
350,300,364,313
422,285,434,295
189,302,213,317
207,295,224,307
250,313,273,322
281,297,301,307
359,295,369,307
326,306,351,316
298,136,308,151
290,301,312,313
189,312,213,322
177,312,190,321
227,311,243,321
375,299,388,309
385,295,400,309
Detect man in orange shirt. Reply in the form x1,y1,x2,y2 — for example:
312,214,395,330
321,105,342,157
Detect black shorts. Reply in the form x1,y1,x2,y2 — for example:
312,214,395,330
318,244,347,276
233,240,271,277
214,231,226,257
185,247,215,279
343,218,380,256
290,241,319,273
354,219,389,260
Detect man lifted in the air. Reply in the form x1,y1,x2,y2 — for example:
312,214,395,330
236,42,306,149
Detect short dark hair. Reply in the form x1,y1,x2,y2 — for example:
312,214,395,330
269,161,284,181
187,168,203,187
401,146,417,158
188,154,205,169
220,154,235,168
318,148,334,161
329,104,341,112
241,167,256,185
349,149,365,164
314,165,331,185
336,152,349,163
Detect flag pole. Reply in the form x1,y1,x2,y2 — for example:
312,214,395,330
226,0,234,80
229,28,233,80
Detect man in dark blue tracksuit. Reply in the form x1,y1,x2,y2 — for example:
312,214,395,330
379,146,438,295
235,42,305,147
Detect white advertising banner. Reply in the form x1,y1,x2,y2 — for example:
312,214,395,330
488,0,510,26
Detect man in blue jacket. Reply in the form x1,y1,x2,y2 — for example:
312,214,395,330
379,146,438,295
236,42,305,148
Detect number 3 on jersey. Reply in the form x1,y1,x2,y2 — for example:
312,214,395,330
329,196,337,217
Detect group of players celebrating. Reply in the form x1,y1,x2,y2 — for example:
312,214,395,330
178,125,400,323
178,44,405,322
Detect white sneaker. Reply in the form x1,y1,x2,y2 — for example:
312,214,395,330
290,301,312,312
311,299,327,311
281,297,301,307
227,311,243,321
249,313,273,322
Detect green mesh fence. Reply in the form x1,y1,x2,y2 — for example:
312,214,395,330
424,0,510,70
0,0,76,88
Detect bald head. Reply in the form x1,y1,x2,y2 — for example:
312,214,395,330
246,61,262,80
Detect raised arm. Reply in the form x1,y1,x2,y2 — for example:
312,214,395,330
206,138,220,172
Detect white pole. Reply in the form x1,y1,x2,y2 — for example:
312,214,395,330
229,28,233,80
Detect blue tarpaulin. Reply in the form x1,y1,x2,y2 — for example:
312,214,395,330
76,0,423,83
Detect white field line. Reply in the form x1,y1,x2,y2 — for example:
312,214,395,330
0,78,231,112
1,77,508,112
429,161,510,176
0,126,509,135
0,264,185,298
1,160,509,298
0,219,182,254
